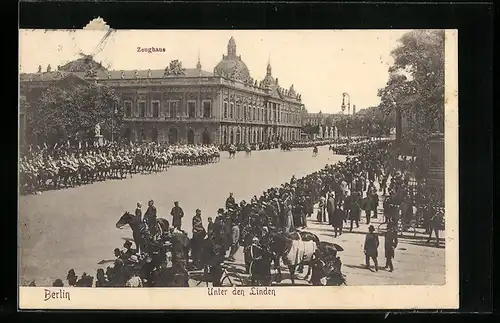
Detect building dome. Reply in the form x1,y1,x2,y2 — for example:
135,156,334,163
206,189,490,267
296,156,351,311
213,37,251,82
261,61,276,88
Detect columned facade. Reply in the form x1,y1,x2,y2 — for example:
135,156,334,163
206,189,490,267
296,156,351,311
20,38,305,146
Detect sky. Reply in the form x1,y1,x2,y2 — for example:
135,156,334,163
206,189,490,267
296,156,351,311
19,29,411,113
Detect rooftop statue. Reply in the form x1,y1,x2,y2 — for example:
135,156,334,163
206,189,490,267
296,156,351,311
164,60,186,76
84,69,97,78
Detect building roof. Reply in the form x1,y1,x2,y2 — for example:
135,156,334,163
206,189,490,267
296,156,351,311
20,38,303,104
20,68,213,82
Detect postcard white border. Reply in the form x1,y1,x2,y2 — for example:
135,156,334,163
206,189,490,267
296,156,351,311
18,29,459,310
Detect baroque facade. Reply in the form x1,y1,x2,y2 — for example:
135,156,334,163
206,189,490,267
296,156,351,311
20,37,306,146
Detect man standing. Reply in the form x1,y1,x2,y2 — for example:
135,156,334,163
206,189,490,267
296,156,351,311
364,225,379,271
384,222,398,272
332,203,345,238
327,192,336,226
369,182,379,219
132,202,143,252
207,217,214,239
273,197,283,228
362,195,373,224
348,192,361,231
170,201,184,230
226,192,235,209
191,209,206,269
228,220,240,262
283,195,294,234
144,200,157,236
426,206,443,247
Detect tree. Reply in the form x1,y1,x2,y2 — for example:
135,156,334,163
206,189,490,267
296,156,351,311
325,115,334,127
302,124,319,136
27,83,122,145
378,30,445,151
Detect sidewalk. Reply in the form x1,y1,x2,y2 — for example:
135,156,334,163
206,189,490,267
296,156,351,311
301,182,446,286
188,178,446,287
188,205,445,287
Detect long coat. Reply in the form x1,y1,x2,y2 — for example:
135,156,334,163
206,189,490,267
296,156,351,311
283,204,294,233
331,208,345,228
349,201,361,221
364,233,379,257
170,206,184,229
326,198,336,223
384,230,398,259
144,206,157,233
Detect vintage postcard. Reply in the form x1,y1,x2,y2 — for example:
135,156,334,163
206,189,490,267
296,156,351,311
18,24,458,310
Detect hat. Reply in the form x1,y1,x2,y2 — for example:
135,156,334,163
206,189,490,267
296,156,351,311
67,269,77,279
196,209,201,213
252,237,259,243
129,255,139,263
368,225,375,232
217,208,225,214
52,279,64,287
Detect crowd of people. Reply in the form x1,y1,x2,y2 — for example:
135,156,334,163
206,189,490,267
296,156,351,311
19,142,221,194
28,136,444,288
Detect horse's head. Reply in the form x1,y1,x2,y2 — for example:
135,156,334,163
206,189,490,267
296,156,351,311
116,211,133,229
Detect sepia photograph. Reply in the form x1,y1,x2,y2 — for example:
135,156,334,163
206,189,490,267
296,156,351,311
18,26,458,309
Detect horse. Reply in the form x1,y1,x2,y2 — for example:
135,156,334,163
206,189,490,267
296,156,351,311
245,145,252,156
269,231,317,284
313,146,319,156
280,230,320,274
116,212,170,251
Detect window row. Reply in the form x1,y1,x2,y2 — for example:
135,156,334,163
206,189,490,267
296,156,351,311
220,102,300,124
124,100,212,118
222,101,266,122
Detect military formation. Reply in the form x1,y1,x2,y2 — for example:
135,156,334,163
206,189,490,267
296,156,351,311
20,142,220,194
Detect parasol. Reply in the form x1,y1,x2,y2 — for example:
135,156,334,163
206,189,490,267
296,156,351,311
320,241,344,254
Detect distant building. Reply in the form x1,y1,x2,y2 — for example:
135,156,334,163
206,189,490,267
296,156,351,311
20,37,305,145
302,111,341,126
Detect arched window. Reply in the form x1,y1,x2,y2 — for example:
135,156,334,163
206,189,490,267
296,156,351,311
123,128,131,140
151,127,158,143
168,128,178,144
222,128,227,144
124,101,132,117
202,129,211,144
187,129,195,145
139,128,145,142
236,129,241,144
138,101,146,118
